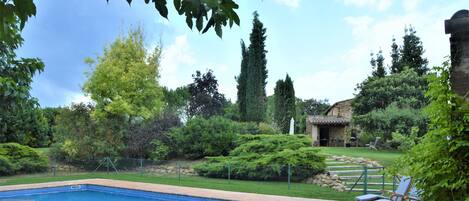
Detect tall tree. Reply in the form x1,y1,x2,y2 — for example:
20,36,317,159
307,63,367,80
400,26,428,75
0,17,48,147
236,40,248,121
274,75,296,133
187,69,227,118
245,12,268,123
390,37,402,74
83,28,164,121
370,50,386,78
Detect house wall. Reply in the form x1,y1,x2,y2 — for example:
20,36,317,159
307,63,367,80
326,99,353,119
311,125,319,146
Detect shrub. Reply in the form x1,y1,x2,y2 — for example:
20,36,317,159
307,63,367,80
257,122,280,134
171,116,238,159
390,127,420,151
0,143,48,175
236,122,260,134
231,134,311,155
125,113,181,158
51,103,127,163
194,134,325,181
150,140,170,161
390,63,469,200
0,156,14,175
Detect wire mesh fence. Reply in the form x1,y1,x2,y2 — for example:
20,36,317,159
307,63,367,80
7,157,400,197
42,158,329,190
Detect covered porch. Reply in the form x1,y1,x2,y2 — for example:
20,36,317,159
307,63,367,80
307,116,350,147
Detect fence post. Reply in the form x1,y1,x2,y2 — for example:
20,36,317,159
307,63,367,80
106,157,110,174
228,163,231,183
392,175,396,192
382,167,385,195
177,161,181,183
139,158,143,175
52,160,56,176
288,164,291,190
363,166,368,195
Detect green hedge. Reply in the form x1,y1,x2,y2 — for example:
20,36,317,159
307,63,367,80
0,143,49,175
194,135,325,181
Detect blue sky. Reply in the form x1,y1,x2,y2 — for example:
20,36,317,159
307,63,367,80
17,0,466,107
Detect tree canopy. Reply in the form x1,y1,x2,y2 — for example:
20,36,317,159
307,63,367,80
187,69,227,118
83,28,164,120
389,26,428,75
0,0,240,40
353,69,428,141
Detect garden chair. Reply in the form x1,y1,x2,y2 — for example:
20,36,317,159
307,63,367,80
366,137,380,150
355,176,412,201
408,186,422,201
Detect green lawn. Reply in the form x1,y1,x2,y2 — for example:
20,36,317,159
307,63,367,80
319,147,403,167
0,173,359,201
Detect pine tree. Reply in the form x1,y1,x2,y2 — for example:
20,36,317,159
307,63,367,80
400,26,428,75
236,40,248,121
274,74,295,133
390,37,402,74
245,12,268,122
371,50,386,78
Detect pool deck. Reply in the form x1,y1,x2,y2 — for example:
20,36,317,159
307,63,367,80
0,179,333,201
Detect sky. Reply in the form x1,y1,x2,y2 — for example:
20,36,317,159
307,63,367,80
17,0,467,107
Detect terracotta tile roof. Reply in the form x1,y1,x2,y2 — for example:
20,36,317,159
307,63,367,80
308,115,350,126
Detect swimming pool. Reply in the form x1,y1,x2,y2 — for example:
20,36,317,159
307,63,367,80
0,184,222,201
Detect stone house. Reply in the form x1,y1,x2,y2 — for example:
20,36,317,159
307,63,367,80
306,99,353,147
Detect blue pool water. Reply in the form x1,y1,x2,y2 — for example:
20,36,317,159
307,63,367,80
0,185,221,201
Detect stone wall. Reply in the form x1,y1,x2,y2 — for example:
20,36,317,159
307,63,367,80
329,155,382,168
446,10,469,100
304,173,347,192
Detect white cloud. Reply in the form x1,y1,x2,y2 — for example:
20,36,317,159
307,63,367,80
343,0,393,11
344,16,374,37
294,1,458,103
294,67,364,103
275,0,301,9
65,92,92,105
160,34,195,89
343,10,450,68
402,0,421,12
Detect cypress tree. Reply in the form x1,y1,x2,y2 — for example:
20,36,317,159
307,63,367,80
245,11,268,122
284,75,296,132
400,26,428,75
274,74,296,133
236,40,248,121
274,79,285,131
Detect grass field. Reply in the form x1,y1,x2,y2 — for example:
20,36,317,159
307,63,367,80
319,147,403,167
0,173,359,201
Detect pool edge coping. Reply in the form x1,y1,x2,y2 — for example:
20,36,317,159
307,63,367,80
0,179,333,201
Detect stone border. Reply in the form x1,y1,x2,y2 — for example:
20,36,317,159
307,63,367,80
0,179,331,201
329,155,382,167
